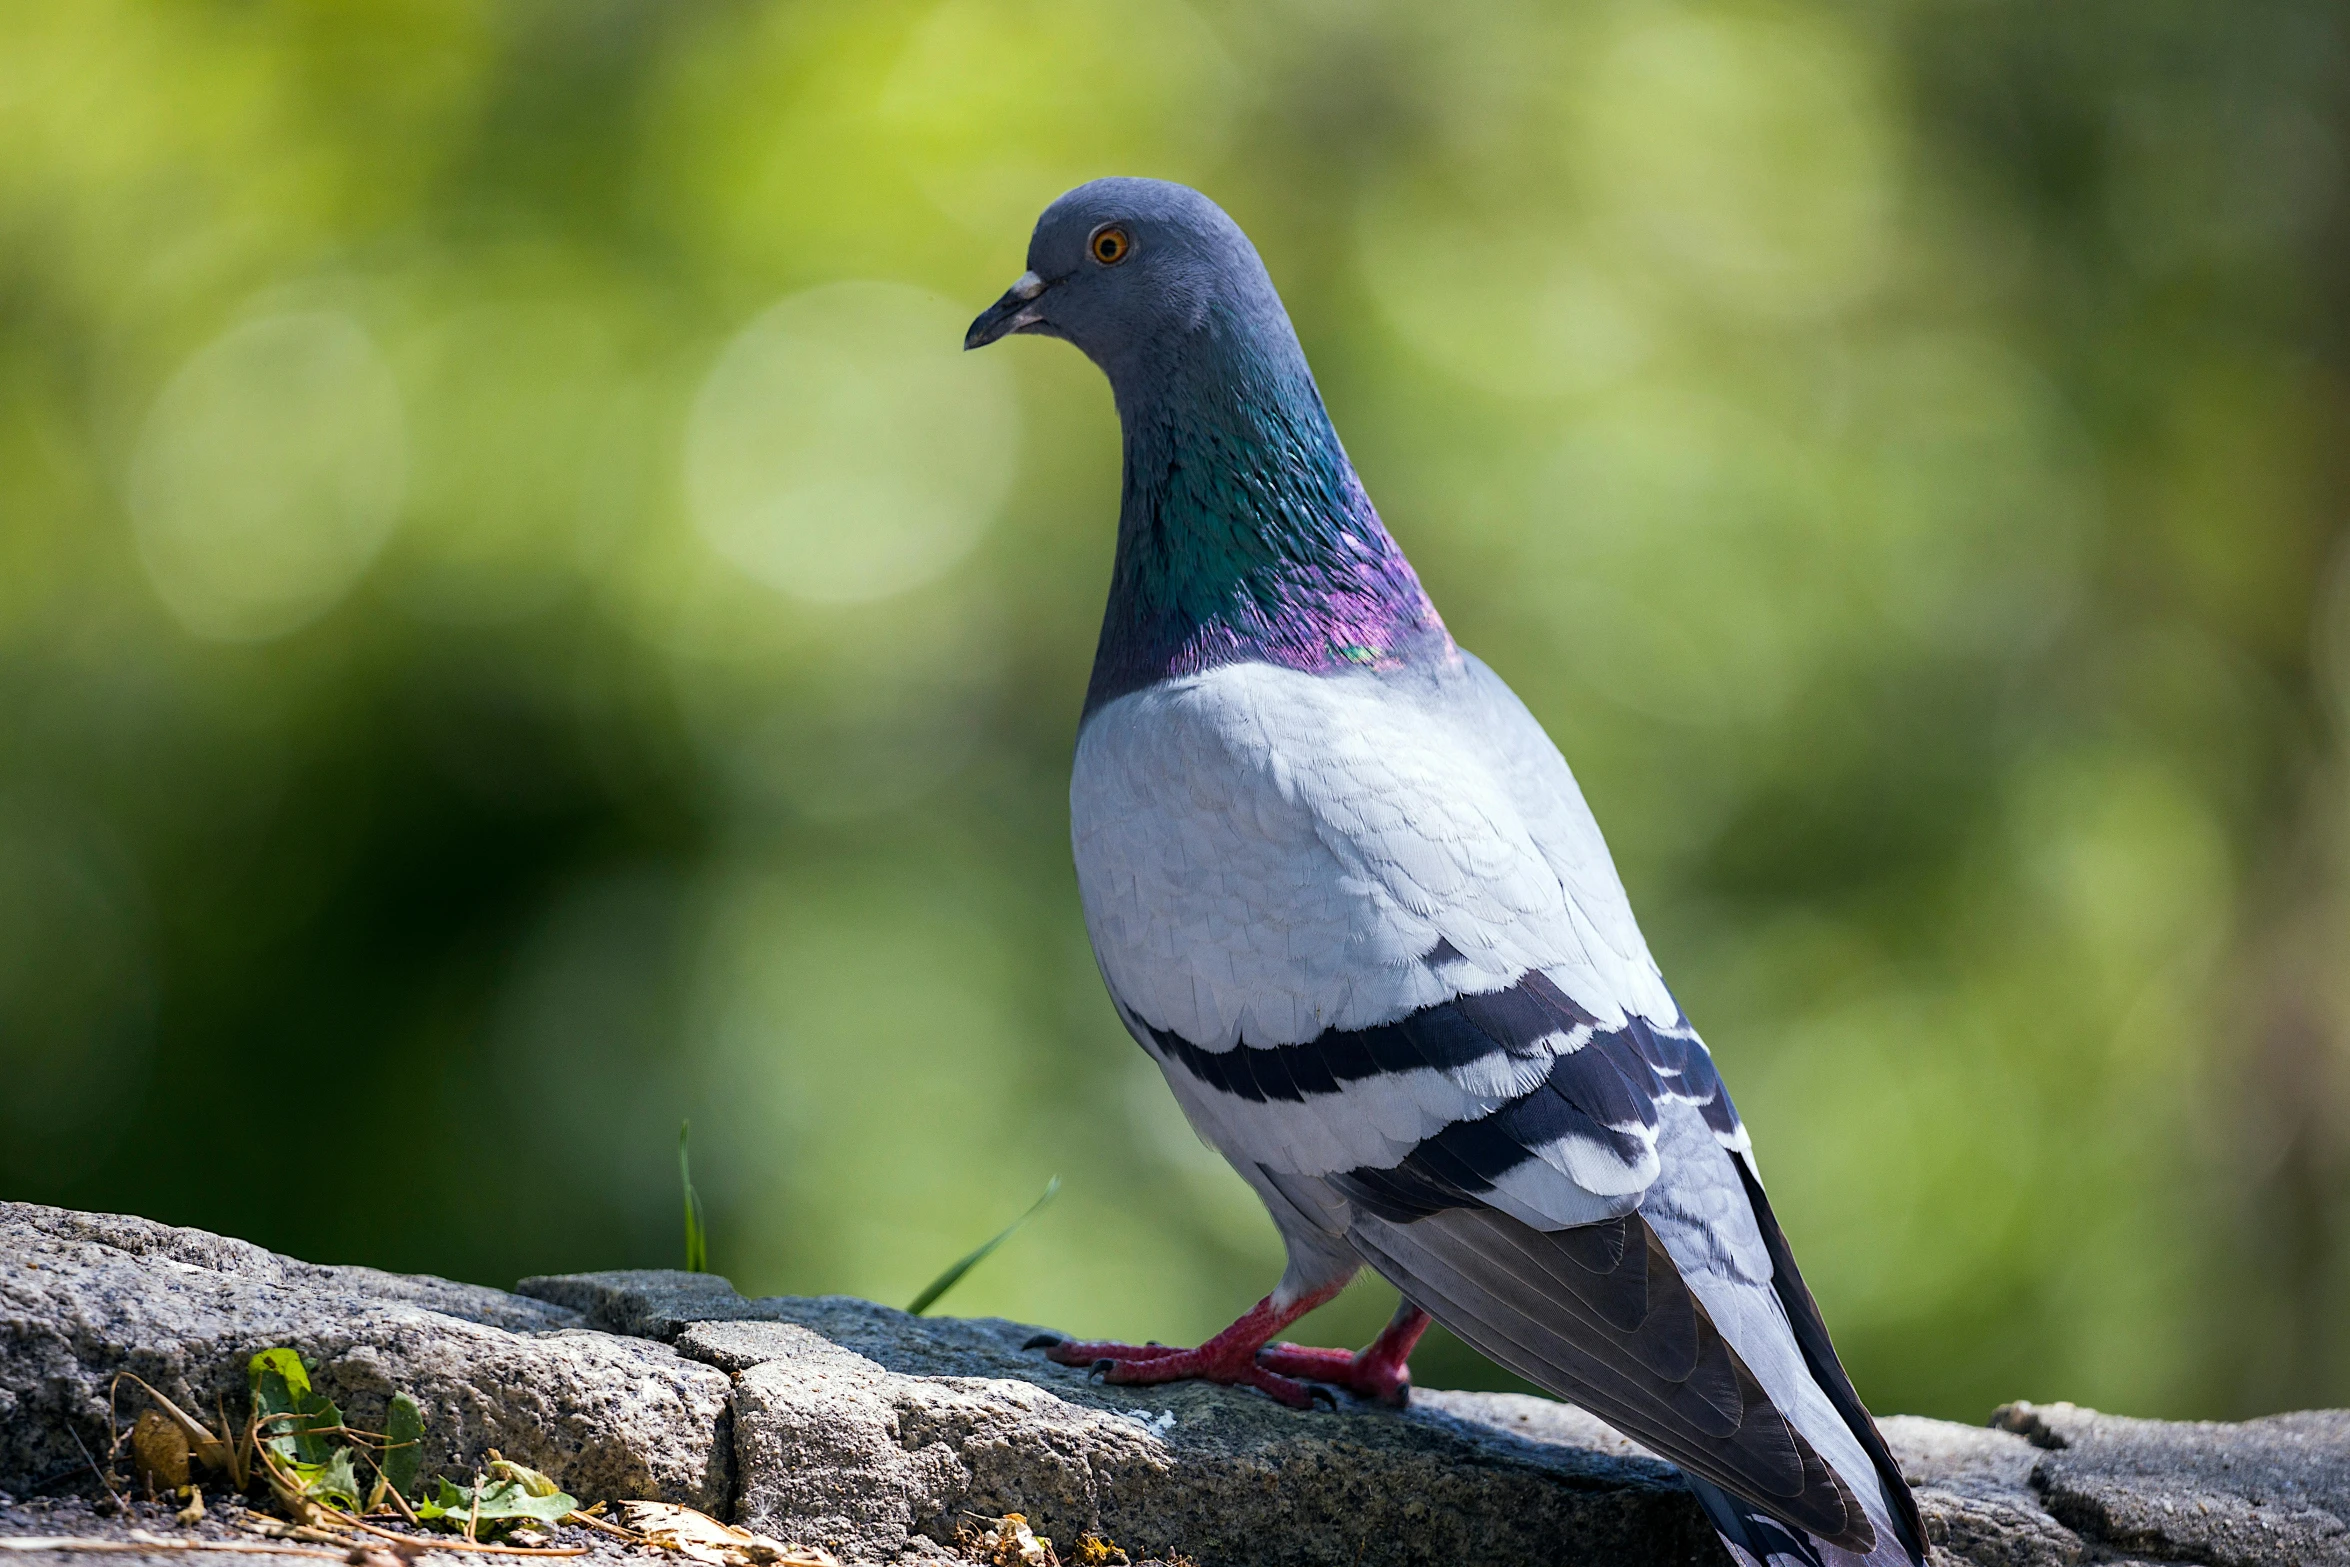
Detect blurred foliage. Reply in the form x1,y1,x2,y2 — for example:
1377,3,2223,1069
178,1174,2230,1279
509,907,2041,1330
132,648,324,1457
2,0,2346,1424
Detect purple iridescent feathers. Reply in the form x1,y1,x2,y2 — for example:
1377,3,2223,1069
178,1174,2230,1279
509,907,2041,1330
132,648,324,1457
1081,288,1443,716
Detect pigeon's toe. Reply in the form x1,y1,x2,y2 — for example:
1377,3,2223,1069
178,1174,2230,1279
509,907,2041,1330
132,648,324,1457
1255,1340,1414,1408
1041,1336,1182,1367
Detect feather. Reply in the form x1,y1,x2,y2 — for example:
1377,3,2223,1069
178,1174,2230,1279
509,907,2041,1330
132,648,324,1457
1348,1204,1871,1547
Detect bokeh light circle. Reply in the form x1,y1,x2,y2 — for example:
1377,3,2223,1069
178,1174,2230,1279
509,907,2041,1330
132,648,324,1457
686,281,1019,604
129,310,407,641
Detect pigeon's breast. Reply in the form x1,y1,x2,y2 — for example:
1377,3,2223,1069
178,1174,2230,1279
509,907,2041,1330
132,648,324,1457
1068,657,1675,1052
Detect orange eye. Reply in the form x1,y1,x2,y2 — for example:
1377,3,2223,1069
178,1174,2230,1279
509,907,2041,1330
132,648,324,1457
1090,225,1132,265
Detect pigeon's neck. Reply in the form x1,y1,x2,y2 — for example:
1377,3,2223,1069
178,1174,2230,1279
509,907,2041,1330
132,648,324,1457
1084,306,1446,718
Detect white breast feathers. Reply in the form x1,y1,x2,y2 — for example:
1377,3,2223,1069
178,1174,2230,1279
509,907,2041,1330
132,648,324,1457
1069,655,1677,1051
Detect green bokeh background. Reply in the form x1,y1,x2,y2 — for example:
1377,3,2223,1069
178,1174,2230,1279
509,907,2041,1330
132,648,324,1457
3,0,2346,1424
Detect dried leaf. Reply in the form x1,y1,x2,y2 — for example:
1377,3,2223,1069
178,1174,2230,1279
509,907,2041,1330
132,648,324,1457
131,1409,191,1491
956,1513,1056,1567
110,1375,240,1488
615,1502,838,1567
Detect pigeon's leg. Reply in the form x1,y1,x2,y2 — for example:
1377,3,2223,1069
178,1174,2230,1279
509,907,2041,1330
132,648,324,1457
1253,1301,1431,1407
1028,1281,1350,1409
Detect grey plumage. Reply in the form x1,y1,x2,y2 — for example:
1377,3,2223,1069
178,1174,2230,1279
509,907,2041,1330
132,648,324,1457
968,177,1925,1567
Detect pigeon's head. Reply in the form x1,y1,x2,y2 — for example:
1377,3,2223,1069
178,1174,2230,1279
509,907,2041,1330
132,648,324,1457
965,178,1295,392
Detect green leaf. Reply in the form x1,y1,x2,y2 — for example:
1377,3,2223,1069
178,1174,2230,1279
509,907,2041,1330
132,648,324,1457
413,1477,470,1522
248,1349,345,1465
248,1348,312,1414
290,1448,363,1513
490,1479,578,1524
680,1119,708,1274
907,1175,1061,1316
293,1389,342,1466
248,1349,327,1461
382,1394,425,1500
415,1474,579,1533
486,1456,562,1498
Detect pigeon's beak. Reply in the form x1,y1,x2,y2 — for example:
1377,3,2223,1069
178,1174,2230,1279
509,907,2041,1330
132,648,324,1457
965,271,1050,350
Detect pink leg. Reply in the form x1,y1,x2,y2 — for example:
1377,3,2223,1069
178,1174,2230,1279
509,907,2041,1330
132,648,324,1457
1254,1302,1431,1407
1024,1283,1350,1409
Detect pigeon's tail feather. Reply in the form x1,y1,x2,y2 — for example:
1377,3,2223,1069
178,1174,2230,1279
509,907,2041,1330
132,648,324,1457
1684,1475,1919,1567
1347,1206,1884,1555
1730,1157,1926,1564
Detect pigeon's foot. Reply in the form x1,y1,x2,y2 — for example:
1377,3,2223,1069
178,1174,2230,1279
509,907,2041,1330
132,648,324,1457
1255,1302,1431,1407
1031,1284,1349,1410
1064,1340,1326,1408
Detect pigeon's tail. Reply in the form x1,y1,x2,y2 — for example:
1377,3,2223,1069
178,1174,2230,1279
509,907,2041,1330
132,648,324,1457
1344,1194,1926,1567
1724,1157,1928,1567
1684,1474,1918,1567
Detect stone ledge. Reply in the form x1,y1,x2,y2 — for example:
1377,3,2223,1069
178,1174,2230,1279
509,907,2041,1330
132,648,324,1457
1,1203,732,1514
6,1203,2347,1566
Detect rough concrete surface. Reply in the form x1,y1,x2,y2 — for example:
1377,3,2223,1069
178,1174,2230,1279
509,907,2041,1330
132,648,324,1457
5,1203,2348,1566
0,1204,732,1512
671,1309,1713,1566
1990,1400,2350,1565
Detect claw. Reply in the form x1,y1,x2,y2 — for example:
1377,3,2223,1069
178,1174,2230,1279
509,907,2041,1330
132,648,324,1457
1021,1333,1064,1351
1307,1384,1338,1410
1089,1359,1116,1381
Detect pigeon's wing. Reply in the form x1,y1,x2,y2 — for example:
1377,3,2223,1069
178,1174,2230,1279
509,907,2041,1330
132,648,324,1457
1071,652,1919,1563
1449,653,1924,1561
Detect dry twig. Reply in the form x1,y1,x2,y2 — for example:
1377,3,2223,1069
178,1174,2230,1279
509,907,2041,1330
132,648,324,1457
553,1512,638,1544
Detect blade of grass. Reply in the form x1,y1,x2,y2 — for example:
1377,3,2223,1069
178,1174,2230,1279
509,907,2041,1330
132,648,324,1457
679,1120,708,1274
907,1176,1061,1316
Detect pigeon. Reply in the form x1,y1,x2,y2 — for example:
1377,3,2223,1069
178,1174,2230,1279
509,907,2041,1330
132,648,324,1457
966,177,1925,1567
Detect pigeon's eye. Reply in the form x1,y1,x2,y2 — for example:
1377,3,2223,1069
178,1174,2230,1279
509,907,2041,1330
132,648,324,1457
1090,225,1133,266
